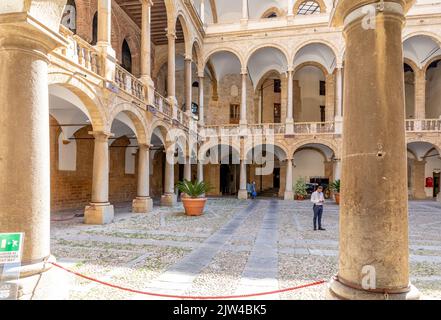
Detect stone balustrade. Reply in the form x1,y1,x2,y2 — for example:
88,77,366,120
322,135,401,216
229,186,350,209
57,25,101,75
406,119,441,132
115,65,145,101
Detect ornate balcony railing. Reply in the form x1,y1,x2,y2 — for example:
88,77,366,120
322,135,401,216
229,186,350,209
57,26,101,75
154,92,173,118
114,65,145,101
294,122,335,134
406,119,441,132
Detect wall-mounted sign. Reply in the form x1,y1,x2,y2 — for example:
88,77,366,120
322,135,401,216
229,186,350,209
0,233,24,264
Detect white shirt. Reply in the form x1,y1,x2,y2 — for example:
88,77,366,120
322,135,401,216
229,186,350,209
311,191,325,206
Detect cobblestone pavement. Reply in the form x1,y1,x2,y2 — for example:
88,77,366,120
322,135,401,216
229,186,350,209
50,198,441,300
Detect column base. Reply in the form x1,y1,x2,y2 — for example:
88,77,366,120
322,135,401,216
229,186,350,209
238,189,248,200
335,116,343,134
285,121,294,134
326,276,421,300
284,191,294,201
84,203,114,225
132,197,153,213
437,193,441,203
2,255,70,300
161,193,177,206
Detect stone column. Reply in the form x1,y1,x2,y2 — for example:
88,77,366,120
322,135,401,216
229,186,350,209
286,69,294,134
197,160,204,183
85,131,115,225
333,159,342,181
184,157,192,181
161,145,177,206
284,159,294,200
167,30,177,108
199,74,205,124
0,13,66,298
413,160,427,200
414,68,426,120
132,144,153,213
238,159,248,199
288,0,294,17
185,57,193,114
241,0,249,24
140,0,154,102
335,66,343,134
325,72,336,122
96,0,115,81
327,1,420,300
240,70,248,125
200,0,206,24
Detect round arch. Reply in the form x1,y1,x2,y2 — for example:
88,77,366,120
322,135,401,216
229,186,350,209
403,31,441,46
245,44,290,68
407,139,441,158
293,61,329,76
291,138,340,159
175,12,192,57
292,40,339,68
48,71,106,131
203,47,245,70
148,119,172,145
107,103,149,145
244,143,289,163
198,140,241,163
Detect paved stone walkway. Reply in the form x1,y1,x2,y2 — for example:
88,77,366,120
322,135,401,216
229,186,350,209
50,198,441,300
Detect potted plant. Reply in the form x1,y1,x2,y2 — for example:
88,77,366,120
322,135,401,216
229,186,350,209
176,180,211,216
330,179,341,205
294,178,308,200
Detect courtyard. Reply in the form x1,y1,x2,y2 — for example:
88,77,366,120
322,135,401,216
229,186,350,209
49,199,441,300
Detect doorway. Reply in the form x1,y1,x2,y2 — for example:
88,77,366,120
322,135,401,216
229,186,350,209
434,172,440,198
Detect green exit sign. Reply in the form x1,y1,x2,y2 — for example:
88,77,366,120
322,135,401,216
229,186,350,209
0,233,24,264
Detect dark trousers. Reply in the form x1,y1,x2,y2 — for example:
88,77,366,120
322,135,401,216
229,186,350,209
313,205,323,229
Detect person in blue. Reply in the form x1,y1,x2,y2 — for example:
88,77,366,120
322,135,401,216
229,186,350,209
250,181,257,199
311,185,326,231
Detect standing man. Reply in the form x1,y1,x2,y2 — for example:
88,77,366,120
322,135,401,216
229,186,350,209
311,186,326,231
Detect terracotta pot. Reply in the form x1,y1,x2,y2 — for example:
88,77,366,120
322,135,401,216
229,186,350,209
296,195,305,200
182,197,207,216
334,193,340,205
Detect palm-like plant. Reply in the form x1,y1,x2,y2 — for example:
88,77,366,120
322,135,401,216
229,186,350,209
330,179,341,193
176,180,212,198
294,178,308,198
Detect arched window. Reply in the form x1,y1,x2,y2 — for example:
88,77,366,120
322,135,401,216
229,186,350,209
91,12,98,45
296,1,321,15
61,0,77,33
121,39,132,73
266,12,278,18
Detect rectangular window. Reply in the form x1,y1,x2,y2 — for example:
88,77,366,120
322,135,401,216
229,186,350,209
274,79,281,93
230,104,240,124
320,81,326,96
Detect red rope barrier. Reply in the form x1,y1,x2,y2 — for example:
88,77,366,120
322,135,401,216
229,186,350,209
50,262,326,300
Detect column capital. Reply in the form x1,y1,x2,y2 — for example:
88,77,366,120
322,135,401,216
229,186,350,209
198,72,205,78
331,0,413,27
166,29,176,40
184,56,193,62
241,68,248,75
88,131,114,140
139,0,154,7
138,143,153,150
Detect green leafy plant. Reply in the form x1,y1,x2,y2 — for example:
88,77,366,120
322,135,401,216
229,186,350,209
294,178,308,198
330,179,341,193
176,180,212,198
